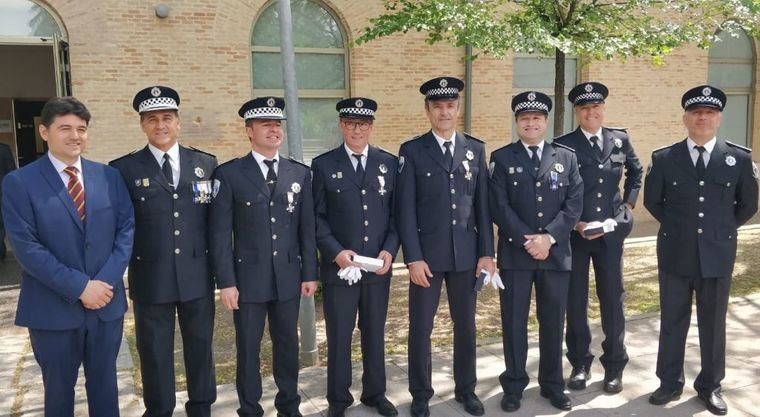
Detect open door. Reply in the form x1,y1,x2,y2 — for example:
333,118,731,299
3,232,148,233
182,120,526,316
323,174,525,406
52,33,71,97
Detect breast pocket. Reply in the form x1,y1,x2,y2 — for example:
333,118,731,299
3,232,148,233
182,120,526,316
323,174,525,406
132,187,162,218
325,179,350,212
415,167,445,202
234,193,269,228
712,171,739,203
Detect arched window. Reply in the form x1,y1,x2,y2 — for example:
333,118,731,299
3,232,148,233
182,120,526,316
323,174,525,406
708,30,755,146
0,0,63,38
512,54,578,139
251,0,348,161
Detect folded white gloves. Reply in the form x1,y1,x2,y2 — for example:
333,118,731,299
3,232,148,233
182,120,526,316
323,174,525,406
337,265,366,286
482,269,505,290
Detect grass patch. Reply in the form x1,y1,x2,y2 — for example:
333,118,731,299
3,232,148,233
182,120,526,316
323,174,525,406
124,229,760,387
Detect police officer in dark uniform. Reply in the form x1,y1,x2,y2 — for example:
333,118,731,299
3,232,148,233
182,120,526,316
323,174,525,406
0,142,17,260
312,97,399,417
489,91,583,412
396,77,495,417
644,85,758,415
110,86,217,417
554,82,643,393
209,97,318,417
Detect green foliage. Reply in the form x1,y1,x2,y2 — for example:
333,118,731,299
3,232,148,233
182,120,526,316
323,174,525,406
355,0,760,63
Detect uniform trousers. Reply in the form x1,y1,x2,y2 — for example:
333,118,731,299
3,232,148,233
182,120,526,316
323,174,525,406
499,269,569,397
656,270,730,393
566,233,628,373
29,310,123,417
408,270,477,400
323,280,391,409
234,297,301,417
133,295,216,417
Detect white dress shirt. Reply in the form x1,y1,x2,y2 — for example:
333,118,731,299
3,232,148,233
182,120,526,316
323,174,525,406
148,142,180,187
344,144,368,170
520,140,545,160
48,152,84,189
433,130,457,155
251,150,279,178
581,127,604,152
686,137,716,167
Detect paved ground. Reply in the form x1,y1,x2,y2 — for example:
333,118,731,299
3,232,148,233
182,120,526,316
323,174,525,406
1,243,760,416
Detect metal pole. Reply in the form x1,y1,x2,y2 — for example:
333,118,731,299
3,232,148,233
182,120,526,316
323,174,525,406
277,0,318,366
464,44,473,133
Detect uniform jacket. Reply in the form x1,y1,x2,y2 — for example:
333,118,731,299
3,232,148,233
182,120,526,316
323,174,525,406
644,139,758,278
210,154,318,303
396,131,494,272
312,145,399,286
2,155,134,330
554,127,643,242
489,141,583,271
110,145,218,304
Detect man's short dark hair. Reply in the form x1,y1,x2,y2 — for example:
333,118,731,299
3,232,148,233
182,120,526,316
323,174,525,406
40,97,91,127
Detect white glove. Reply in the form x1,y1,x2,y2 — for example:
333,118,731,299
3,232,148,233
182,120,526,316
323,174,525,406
482,269,505,290
337,265,365,286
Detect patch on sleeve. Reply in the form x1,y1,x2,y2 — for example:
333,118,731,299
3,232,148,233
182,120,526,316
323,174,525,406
753,162,759,179
646,164,653,176
398,156,405,173
212,179,221,198
489,161,496,177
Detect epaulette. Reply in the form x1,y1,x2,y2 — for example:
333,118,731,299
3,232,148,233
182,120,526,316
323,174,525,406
288,156,311,169
401,134,423,145
109,148,140,164
218,157,239,168
552,142,575,152
652,143,677,154
189,146,216,158
463,132,485,144
311,150,332,162
726,141,752,153
606,126,628,132
375,146,397,157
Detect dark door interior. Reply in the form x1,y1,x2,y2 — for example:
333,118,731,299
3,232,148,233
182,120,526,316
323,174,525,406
13,100,47,167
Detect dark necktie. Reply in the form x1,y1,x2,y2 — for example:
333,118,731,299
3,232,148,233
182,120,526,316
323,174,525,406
162,153,174,187
64,166,85,221
352,153,365,182
443,141,453,170
590,135,602,159
695,146,707,179
264,159,277,194
529,145,540,170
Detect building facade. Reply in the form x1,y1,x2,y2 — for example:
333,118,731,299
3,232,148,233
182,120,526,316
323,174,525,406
1,0,758,220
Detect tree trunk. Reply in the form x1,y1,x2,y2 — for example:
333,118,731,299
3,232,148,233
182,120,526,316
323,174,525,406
553,47,565,138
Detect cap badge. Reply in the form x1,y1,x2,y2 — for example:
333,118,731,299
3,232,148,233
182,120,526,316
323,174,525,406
527,92,536,101
554,163,565,173
614,138,623,148
466,150,474,160
439,78,448,88
267,97,276,107
702,87,712,96
291,182,301,194
725,155,736,167
355,99,364,108
151,87,161,97
585,84,593,92
194,167,205,178
379,163,388,174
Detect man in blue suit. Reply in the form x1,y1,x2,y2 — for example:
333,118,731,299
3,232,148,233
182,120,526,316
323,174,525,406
1,97,134,417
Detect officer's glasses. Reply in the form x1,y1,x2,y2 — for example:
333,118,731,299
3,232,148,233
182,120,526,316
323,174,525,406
342,120,372,131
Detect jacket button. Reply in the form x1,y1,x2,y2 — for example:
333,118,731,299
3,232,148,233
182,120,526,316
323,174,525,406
596,207,601,212
598,164,604,169
272,251,278,256
173,193,179,200
272,234,277,240
362,189,366,195
174,248,180,254
271,217,276,223
364,220,369,226
508,238,513,242
140,197,145,201
452,220,457,225
537,212,543,217
426,172,431,177
363,205,368,210
237,258,242,262
535,182,541,187
450,189,455,194
598,178,604,183
699,197,705,202
174,212,179,218
699,180,705,186
697,228,703,234
698,212,704,218
136,256,141,260
449,174,454,179
537,196,542,202
246,202,251,206
270,201,274,206
452,203,457,209
513,181,518,186
174,230,180,236
597,193,602,198
364,236,369,242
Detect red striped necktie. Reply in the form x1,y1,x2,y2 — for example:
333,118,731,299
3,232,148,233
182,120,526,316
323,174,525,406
64,166,85,221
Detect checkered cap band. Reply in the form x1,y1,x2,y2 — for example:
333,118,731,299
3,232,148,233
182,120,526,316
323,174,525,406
684,95,723,109
138,97,179,113
573,92,604,103
514,101,549,112
244,107,284,119
339,107,375,117
426,87,459,97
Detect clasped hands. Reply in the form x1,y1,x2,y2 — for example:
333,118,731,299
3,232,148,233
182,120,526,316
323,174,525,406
524,234,552,260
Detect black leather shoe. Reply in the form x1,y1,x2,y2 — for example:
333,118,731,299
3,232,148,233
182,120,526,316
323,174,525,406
410,398,429,417
500,394,521,412
540,389,572,411
277,413,303,417
326,407,345,417
697,390,728,415
648,386,683,405
454,392,484,416
361,396,398,416
567,366,590,390
603,371,623,394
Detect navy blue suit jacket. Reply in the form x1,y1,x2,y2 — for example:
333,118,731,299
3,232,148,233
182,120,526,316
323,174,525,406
1,154,134,330
396,131,494,272
312,145,400,285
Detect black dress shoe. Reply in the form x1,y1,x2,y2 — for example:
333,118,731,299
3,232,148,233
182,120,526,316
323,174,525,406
277,413,303,417
326,407,346,417
540,389,572,411
567,366,590,390
361,396,398,416
603,371,623,394
648,386,683,405
500,394,521,412
410,398,429,417
697,390,728,415
454,392,484,416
